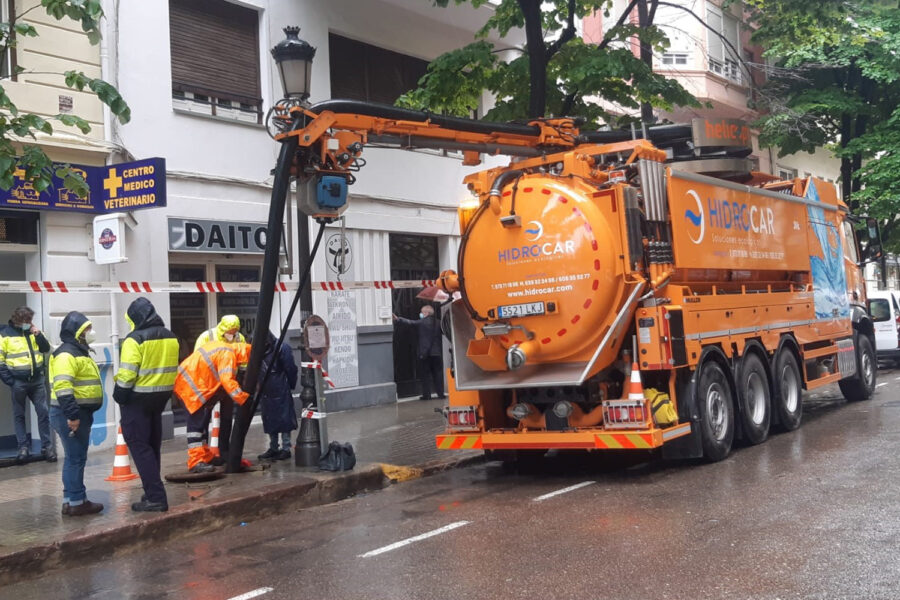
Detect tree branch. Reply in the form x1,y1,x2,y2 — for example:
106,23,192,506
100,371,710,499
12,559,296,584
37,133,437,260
597,0,641,52
545,0,577,61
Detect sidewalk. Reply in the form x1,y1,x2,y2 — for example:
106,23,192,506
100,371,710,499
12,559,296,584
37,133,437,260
0,398,480,584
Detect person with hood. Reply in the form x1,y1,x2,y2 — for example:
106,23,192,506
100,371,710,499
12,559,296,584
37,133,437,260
0,306,55,463
113,298,179,512
392,304,446,400
174,340,251,472
193,314,245,464
257,332,298,461
48,311,103,517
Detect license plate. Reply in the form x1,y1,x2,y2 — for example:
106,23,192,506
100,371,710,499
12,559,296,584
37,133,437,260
497,302,545,318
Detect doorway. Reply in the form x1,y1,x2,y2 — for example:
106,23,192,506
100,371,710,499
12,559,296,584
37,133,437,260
389,234,440,398
0,254,28,453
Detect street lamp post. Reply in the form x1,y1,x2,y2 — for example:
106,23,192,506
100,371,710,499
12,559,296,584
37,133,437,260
227,27,316,473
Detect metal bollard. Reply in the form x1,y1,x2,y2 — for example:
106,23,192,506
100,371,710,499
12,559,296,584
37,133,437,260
294,366,320,466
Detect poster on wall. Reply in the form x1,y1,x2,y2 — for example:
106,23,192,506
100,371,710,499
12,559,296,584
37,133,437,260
326,291,359,389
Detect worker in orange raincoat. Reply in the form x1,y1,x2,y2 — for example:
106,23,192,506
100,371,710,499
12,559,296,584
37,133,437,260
174,341,251,472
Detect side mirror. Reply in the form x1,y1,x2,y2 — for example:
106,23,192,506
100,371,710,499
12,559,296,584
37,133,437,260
860,217,883,264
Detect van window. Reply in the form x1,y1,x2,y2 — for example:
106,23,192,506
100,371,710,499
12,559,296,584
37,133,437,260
870,298,891,322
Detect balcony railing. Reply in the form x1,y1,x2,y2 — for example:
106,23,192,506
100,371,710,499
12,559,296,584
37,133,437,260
708,55,742,85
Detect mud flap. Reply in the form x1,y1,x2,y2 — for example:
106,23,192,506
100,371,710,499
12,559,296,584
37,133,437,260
661,368,703,460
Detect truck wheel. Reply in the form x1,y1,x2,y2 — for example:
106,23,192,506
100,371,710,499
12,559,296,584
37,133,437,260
698,361,734,462
839,334,877,402
772,349,802,431
737,353,771,445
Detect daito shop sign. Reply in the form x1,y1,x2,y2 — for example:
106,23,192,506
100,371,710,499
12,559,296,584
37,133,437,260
0,157,166,213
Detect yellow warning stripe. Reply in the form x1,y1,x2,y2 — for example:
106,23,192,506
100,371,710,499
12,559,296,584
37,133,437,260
594,432,655,449
436,435,483,450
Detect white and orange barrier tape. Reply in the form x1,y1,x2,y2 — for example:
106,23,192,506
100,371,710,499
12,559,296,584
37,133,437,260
0,279,439,294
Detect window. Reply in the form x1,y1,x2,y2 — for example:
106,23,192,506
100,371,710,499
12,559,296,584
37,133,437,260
706,3,742,84
842,221,859,264
329,34,428,104
870,298,890,322
776,165,797,180
661,53,689,66
169,0,262,123
1,0,15,80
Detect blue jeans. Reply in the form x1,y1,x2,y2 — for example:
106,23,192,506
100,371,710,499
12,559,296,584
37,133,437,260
11,378,51,450
50,405,94,505
268,432,291,451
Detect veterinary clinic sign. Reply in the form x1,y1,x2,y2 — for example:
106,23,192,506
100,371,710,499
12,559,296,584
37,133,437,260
0,157,166,213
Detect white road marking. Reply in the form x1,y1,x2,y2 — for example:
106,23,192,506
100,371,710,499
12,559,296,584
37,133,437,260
877,382,887,388
894,376,900,381
227,588,273,600
533,481,595,502
358,521,470,558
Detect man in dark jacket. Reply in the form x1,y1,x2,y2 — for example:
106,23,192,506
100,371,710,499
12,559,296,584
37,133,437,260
257,332,299,461
0,306,54,463
113,298,179,512
393,305,445,400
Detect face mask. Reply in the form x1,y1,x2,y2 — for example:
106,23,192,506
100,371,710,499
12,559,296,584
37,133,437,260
20,323,31,331
419,313,426,319
224,333,235,342
83,330,96,345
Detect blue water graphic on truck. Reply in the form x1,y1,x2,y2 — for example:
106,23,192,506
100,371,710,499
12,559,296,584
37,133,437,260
807,182,849,319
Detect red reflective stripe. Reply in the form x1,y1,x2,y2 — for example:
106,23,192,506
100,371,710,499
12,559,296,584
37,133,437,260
142,282,152,293
131,282,141,293
337,282,344,291
29,281,41,292
195,282,205,292
320,282,328,290
449,436,467,450
216,283,225,293
57,282,69,293
388,281,394,289
374,281,381,289
617,435,636,449
43,281,55,292
120,282,130,292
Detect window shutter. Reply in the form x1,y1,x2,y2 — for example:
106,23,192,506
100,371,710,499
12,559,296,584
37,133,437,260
328,34,427,104
706,6,724,61
169,0,260,105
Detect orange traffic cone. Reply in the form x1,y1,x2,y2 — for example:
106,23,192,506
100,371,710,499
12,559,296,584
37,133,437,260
208,408,221,458
105,425,139,482
628,362,644,401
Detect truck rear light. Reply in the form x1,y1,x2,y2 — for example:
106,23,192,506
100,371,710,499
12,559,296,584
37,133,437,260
446,406,478,430
603,399,649,429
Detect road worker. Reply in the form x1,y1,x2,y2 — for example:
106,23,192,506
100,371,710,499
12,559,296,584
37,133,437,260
174,340,250,472
194,314,246,350
48,311,103,517
113,298,179,512
194,315,245,464
0,306,55,463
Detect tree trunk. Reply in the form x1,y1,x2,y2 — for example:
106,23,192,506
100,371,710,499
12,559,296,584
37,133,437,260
840,113,853,205
518,0,547,118
636,0,655,123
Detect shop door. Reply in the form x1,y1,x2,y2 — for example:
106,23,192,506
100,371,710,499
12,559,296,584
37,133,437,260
215,265,260,338
390,234,440,398
169,265,208,425
0,254,27,453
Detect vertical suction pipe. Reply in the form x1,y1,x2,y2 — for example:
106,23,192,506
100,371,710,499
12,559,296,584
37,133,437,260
227,117,302,473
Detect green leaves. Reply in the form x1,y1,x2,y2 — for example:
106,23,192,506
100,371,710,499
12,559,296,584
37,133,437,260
0,1,130,198
403,0,695,127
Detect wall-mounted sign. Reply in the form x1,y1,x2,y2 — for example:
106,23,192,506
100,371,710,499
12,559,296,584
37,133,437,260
326,291,359,389
0,157,166,214
92,213,128,264
325,233,352,274
58,95,73,113
691,118,751,148
302,315,330,362
168,217,271,254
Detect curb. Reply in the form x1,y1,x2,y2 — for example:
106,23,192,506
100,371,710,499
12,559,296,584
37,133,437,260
0,451,483,586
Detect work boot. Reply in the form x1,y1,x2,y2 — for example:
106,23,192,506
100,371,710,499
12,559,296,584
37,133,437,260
276,449,292,461
189,462,215,474
131,499,168,513
42,447,57,463
66,500,103,517
16,447,29,464
210,456,225,466
258,448,279,461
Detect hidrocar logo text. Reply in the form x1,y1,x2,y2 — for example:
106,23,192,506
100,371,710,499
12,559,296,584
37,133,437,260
683,189,776,245
498,240,576,263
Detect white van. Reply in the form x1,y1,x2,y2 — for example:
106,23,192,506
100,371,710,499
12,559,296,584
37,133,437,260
869,290,900,364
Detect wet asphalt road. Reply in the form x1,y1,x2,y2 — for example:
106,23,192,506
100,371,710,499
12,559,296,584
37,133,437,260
4,368,900,600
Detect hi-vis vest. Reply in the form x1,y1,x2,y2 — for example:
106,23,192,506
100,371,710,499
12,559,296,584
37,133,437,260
115,335,179,394
175,342,249,414
49,349,102,408
0,329,45,379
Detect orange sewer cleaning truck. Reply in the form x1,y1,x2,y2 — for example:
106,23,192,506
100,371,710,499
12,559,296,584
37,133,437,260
279,102,881,462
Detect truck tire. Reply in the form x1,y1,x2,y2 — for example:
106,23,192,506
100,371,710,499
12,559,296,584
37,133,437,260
839,334,877,402
737,352,771,445
772,349,802,431
698,360,734,462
